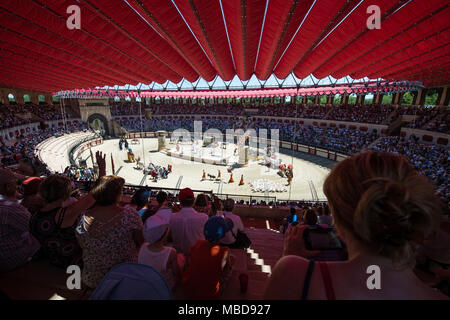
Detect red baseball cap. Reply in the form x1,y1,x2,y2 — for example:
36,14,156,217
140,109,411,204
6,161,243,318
22,177,43,195
178,188,194,202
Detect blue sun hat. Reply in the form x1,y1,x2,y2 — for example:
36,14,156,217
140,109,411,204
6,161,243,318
204,216,232,243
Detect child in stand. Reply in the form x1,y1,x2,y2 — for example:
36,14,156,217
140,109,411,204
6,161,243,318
181,216,235,299
138,211,183,289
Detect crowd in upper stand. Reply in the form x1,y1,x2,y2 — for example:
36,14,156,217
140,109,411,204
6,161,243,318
156,103,245,115
326,104,397,124
0,103,76,130
110,102,449,134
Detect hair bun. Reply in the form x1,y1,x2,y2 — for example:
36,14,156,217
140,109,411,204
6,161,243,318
354,178,417,250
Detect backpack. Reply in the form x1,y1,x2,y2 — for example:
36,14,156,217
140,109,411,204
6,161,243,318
89,262,172,300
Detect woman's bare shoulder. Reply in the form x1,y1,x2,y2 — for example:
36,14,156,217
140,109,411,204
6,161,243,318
264,255,310,300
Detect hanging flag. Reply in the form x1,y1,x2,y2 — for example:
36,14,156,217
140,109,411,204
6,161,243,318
111,153,116,175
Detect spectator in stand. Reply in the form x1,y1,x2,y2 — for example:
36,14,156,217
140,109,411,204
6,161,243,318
282,206,299,234
30,174,96,268
130,188,152,222
0,169,41,272
76,175,144,289
181,216,235,299
302,209,319,226
265,151,447,299
211,196,223,217
20,177,44,216
152,191,173,217
219,198,245,248
318,204,333,227
141,191,171,222
194,193,212,217
138,210,183,289
169,188,208,256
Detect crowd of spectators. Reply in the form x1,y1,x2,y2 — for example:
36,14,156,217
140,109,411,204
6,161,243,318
157,103,244,115
109,102,450,135
326,104,396,124
0,102,449,300
0,104,32,129
370,136,449,208
1,150,448,300
252,119,379,155
110,102,150,116
301,105,332,119
0,122,88,171
0,103,77,130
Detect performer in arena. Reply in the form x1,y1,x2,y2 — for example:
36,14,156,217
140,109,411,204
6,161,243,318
119,138,123,151
286,165,293,186
124,139,129,150
127,147,135,162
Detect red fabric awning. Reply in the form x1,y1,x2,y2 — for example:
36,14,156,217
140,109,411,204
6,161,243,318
0,0,447,93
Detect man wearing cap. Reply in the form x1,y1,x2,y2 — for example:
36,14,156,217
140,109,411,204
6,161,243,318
169,188,208,256
20,176,44,215
0,168,41,272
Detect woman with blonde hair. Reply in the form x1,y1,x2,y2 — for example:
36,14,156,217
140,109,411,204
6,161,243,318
265,151,448,300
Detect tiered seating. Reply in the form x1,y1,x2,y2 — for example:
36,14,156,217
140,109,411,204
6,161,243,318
36,132,97,172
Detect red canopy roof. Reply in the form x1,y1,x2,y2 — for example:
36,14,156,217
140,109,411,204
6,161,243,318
0,0,448,93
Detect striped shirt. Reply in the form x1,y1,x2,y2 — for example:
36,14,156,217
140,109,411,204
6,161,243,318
0,196,40,272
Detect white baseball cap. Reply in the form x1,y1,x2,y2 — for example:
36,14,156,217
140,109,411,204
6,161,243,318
143,211,171,244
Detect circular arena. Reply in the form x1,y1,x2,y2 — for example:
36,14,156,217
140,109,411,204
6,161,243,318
0,0,449,304
73,136,330,201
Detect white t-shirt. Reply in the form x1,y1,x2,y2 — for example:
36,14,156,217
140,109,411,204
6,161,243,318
169,207,208,256
138,244,176,288
220,211,245,245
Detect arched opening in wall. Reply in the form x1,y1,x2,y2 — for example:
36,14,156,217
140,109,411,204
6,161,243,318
52,96,60,104
401,92,414,105
114,96,120,102
333,94,341,105
319,95,327,105
38,95,45,104
306,96,315,105
23,94,31,104
285,96,292,103
87,113,109,136
382,94,393,105
348,94,357,105
424,88,438,106
364,94,374,105
8,93,15,104
135,96,142,102
125,96,131,102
